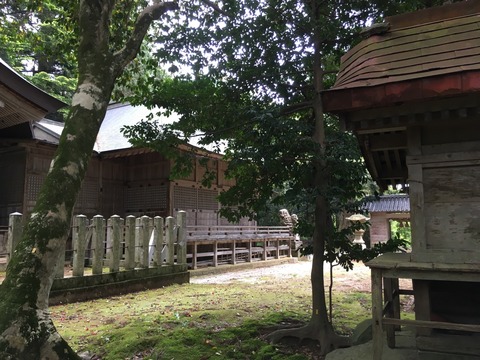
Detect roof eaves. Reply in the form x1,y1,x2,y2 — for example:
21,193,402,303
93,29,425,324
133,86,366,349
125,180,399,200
0,58,67,113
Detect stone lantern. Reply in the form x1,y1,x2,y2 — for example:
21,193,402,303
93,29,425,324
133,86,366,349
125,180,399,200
346,214,370,249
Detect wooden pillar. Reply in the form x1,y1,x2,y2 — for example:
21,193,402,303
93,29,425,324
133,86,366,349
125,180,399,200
7,212,23,264
72,214,88,276
124,215,136,270
383,277,396,348
247,240,252,263
232,239,236,265
165,216,175,265
371,268,384,360
191,241,198,269
138,215,152,268
153,216,164,267
413,280,432,336
176,210,187,265
91,215,105,275
213,240,218,267
108,215,122,273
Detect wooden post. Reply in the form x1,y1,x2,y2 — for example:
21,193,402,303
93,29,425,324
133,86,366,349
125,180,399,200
124,215,136,270
384,277,396,348
165,216,175,265
247,239,252,263
108,215,122,273
213,240,218,267
275,239,280,259
72,215,87,276
191,241,198,269
371,268,384,360
232,239,236,265
92,215,105,275
134,217,141,267
263,240,267,261
138,215,152,268
153,216,164,267
176,211,187,265
7,212,23,264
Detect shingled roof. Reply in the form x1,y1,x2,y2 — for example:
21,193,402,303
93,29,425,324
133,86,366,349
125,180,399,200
0,58,65,129
323,0,480,112
363,194,410,213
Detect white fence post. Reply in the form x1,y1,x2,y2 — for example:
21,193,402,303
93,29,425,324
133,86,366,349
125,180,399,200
92,215,105,275
72,215,88,276
7,212,23,263
176,211,187,265
108,215,122,273
124,215,136,270
165,216,175,265
152,216,164,267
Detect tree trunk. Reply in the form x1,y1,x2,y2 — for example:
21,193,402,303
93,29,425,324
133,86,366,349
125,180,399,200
0,57,115,360
267,14,350,354
0,2,118,358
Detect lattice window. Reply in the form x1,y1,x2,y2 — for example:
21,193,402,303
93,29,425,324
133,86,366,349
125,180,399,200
145,184,167,209
198,188,219,211
76,180,98,211
173,186,197,210
124,184,168,212
26,174,45,201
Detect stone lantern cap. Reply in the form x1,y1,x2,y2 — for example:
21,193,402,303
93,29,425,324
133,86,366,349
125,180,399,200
346,214,370,223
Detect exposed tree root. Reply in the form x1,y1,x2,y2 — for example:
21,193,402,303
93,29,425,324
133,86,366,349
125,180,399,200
0,306,79,360
265,322,351,356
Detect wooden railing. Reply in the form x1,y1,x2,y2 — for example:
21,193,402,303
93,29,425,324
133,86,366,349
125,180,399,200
186,225,294,269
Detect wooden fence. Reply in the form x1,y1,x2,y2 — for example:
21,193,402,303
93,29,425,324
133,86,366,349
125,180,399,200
0,213,295,273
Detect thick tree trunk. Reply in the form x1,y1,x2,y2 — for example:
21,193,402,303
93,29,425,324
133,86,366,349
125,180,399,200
0,73,114,360
0,86,112,359
0,2,116,358
0,0,178,355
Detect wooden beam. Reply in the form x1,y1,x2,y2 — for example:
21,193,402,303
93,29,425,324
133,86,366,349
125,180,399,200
365,132,407,151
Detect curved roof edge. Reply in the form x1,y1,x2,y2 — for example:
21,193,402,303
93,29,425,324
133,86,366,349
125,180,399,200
0,58,66,113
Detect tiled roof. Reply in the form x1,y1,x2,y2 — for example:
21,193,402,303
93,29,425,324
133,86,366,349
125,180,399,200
363,194,410,213
33,103,221,154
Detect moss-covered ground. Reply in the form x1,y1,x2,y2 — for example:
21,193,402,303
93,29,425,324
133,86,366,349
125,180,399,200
50,262,414,359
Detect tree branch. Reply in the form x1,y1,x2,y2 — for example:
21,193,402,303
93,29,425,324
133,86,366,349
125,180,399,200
113,1,179,75
199,0,232,17
281,101,313,115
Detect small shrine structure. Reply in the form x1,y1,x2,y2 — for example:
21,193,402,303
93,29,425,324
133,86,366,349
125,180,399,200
323,1,480,359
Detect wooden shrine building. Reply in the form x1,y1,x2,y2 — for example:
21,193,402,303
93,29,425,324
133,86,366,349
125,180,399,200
323,1,480,359
0,58,244,231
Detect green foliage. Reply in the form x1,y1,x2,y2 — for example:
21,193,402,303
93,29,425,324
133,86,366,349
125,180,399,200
123,0,430,272
390,221,412,246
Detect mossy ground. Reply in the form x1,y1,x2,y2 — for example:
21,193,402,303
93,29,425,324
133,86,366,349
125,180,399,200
50,262,414,359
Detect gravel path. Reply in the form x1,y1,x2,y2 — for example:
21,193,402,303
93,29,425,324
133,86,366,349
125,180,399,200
191,259,373,290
